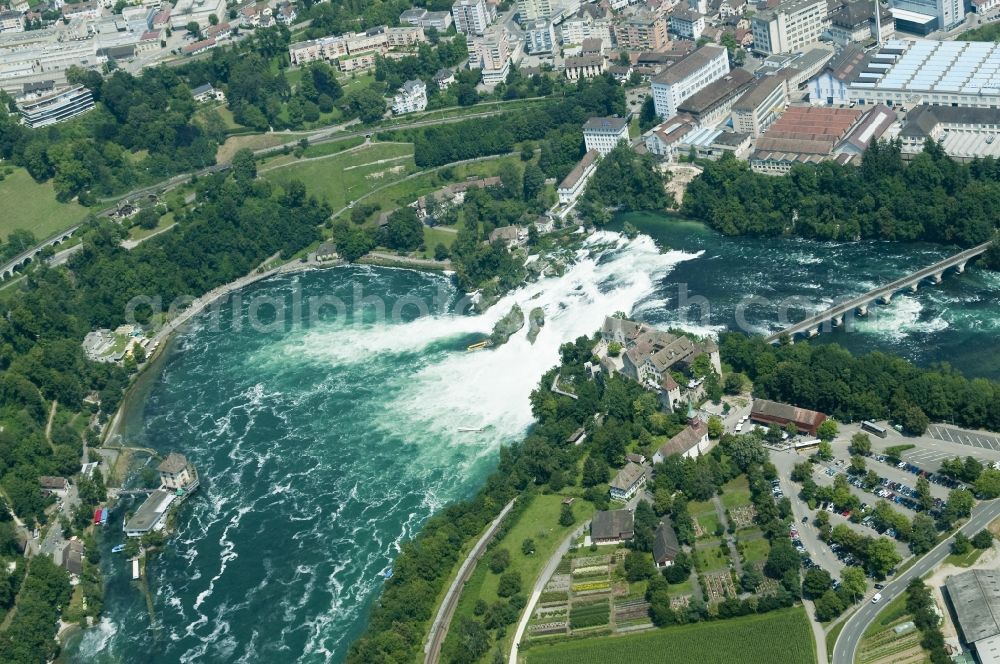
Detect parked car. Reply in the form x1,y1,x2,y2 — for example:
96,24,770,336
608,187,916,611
872,593,883,603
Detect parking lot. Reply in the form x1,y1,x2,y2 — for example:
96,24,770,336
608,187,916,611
927,424,1000,451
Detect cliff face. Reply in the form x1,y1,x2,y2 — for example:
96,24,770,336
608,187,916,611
490,304,524,346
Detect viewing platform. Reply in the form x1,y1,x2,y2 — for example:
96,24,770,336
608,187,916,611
766,240,993,343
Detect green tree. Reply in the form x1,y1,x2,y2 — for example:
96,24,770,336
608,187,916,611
707,416,724,439
559,502,574,527
972,529,994,549
488,548,510,574
186,21,200,37
815,441,833,462
952,532,972,555
624,550,656,582
521,538,535,555
975,468,1000,498
802,567,832,598
849,455,866,475
814,588,846,621
383,207,423,252
909,514,938,555
232,148,257,182
434,243,450,261
582,456,608,488
866,537,902,578
497,571,521,597
848,432,872,456
817,419,839,441
840,566,867,603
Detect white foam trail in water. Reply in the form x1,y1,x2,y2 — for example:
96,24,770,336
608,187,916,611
855,295,949,340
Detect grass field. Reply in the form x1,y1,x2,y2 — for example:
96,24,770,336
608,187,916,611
739,535,771,564
721,476,752,509
262,142,416,212
524,607,816,664
697,512,721,538
422,227,457,258
0,168,87,241
944,546,986,568
694,540,731,572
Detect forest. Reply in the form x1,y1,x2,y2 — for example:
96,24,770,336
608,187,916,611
719,333,1000,434
683,139,1000,246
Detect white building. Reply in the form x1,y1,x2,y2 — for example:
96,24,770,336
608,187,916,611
17,85,94,128
159,453,198,491
890,0,963,33
0,10,24,33
583,116,630,154
392,79,428,114
652,421,709,464
808,43,864,105
670,8,705,40
467,27,511,84
849,39,1000,109
650,44,729,118
750,0,827,55
517,0,552,22
452,0,492,35
525,20,555,53
828,0,894,46
609,462,646,502
732,74,788,136
169,0,227,30
557,149,598,204
560,5,612,47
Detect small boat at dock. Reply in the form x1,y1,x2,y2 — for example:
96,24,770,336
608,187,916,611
111,544,125,553
382,567,393,580
457,427,484,433
466,340,489,352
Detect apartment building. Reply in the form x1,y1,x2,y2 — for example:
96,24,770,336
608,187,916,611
18,85,94,128
517,0,551,22
751,0,827,55
669,8,704,41
525,20,556,53
467,27,510,84
650,44,729,118
564,54,606,79
583,116,630,154
0,10,24,33
392,79,427,114
612,9,669,52
560,4,612,47
452,0,493,35
828,0,894,45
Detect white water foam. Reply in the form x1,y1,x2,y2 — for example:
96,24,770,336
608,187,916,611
855,295,949,340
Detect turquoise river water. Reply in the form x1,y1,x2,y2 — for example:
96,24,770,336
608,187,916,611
65,221,1000,663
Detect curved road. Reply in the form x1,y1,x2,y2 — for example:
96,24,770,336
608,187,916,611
832,499,1000,664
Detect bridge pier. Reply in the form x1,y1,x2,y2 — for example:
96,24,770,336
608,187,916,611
857,303,869,316
807,326,819,338
956,261,967,273
880,293,892,305
932,271,943,284
910,282,918,292
833,314,844,327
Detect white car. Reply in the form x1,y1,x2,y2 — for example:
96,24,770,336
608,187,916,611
872,593,883,604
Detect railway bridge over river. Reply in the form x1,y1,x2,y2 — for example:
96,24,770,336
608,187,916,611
766,240,993,343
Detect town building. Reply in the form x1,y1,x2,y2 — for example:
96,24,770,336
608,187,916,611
750,105,865,173
612,9,669,52
124,489,176,537
39,476,69,496
610,461,646,501
650,44,729,118
525,19,556,53
434,68,456,89
591,509,635,544
452,0,492,35
401,7,454,30
652,517,680,567
751,0,827,55
581,37,604,57
669,8,705,40
675,67,754,127
467,27,511,84
557,149,598,204
517,0,552,22
61,539,84,579
392,79,427,114
897,105,1000,161
17,84,94,128
828,0,894,46
169,0,226,30
835,103,896,156
808,43,865,105
732,74,789,136
749,398,827,435
489,225,528,248
652,419,710,463
386,25,426,47
583,116,630,154
560,4,612,47
970,0,1000,13
564,54,606,79
0,9,24,33
890,0,963,33
191,82,224,103
678,126,754,159
849,40,1000,109
946,569,1000,664
159,452,198,491
644,114,698,159
181,38,216,56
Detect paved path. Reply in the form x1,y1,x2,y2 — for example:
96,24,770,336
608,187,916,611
803,599,830,664
509,519,590,664
832,499,1000,664
425,498,516,664
711,495,744,577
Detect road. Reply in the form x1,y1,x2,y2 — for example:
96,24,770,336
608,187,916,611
425,498,516,664
832,499,1000,664
509,519,591,664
